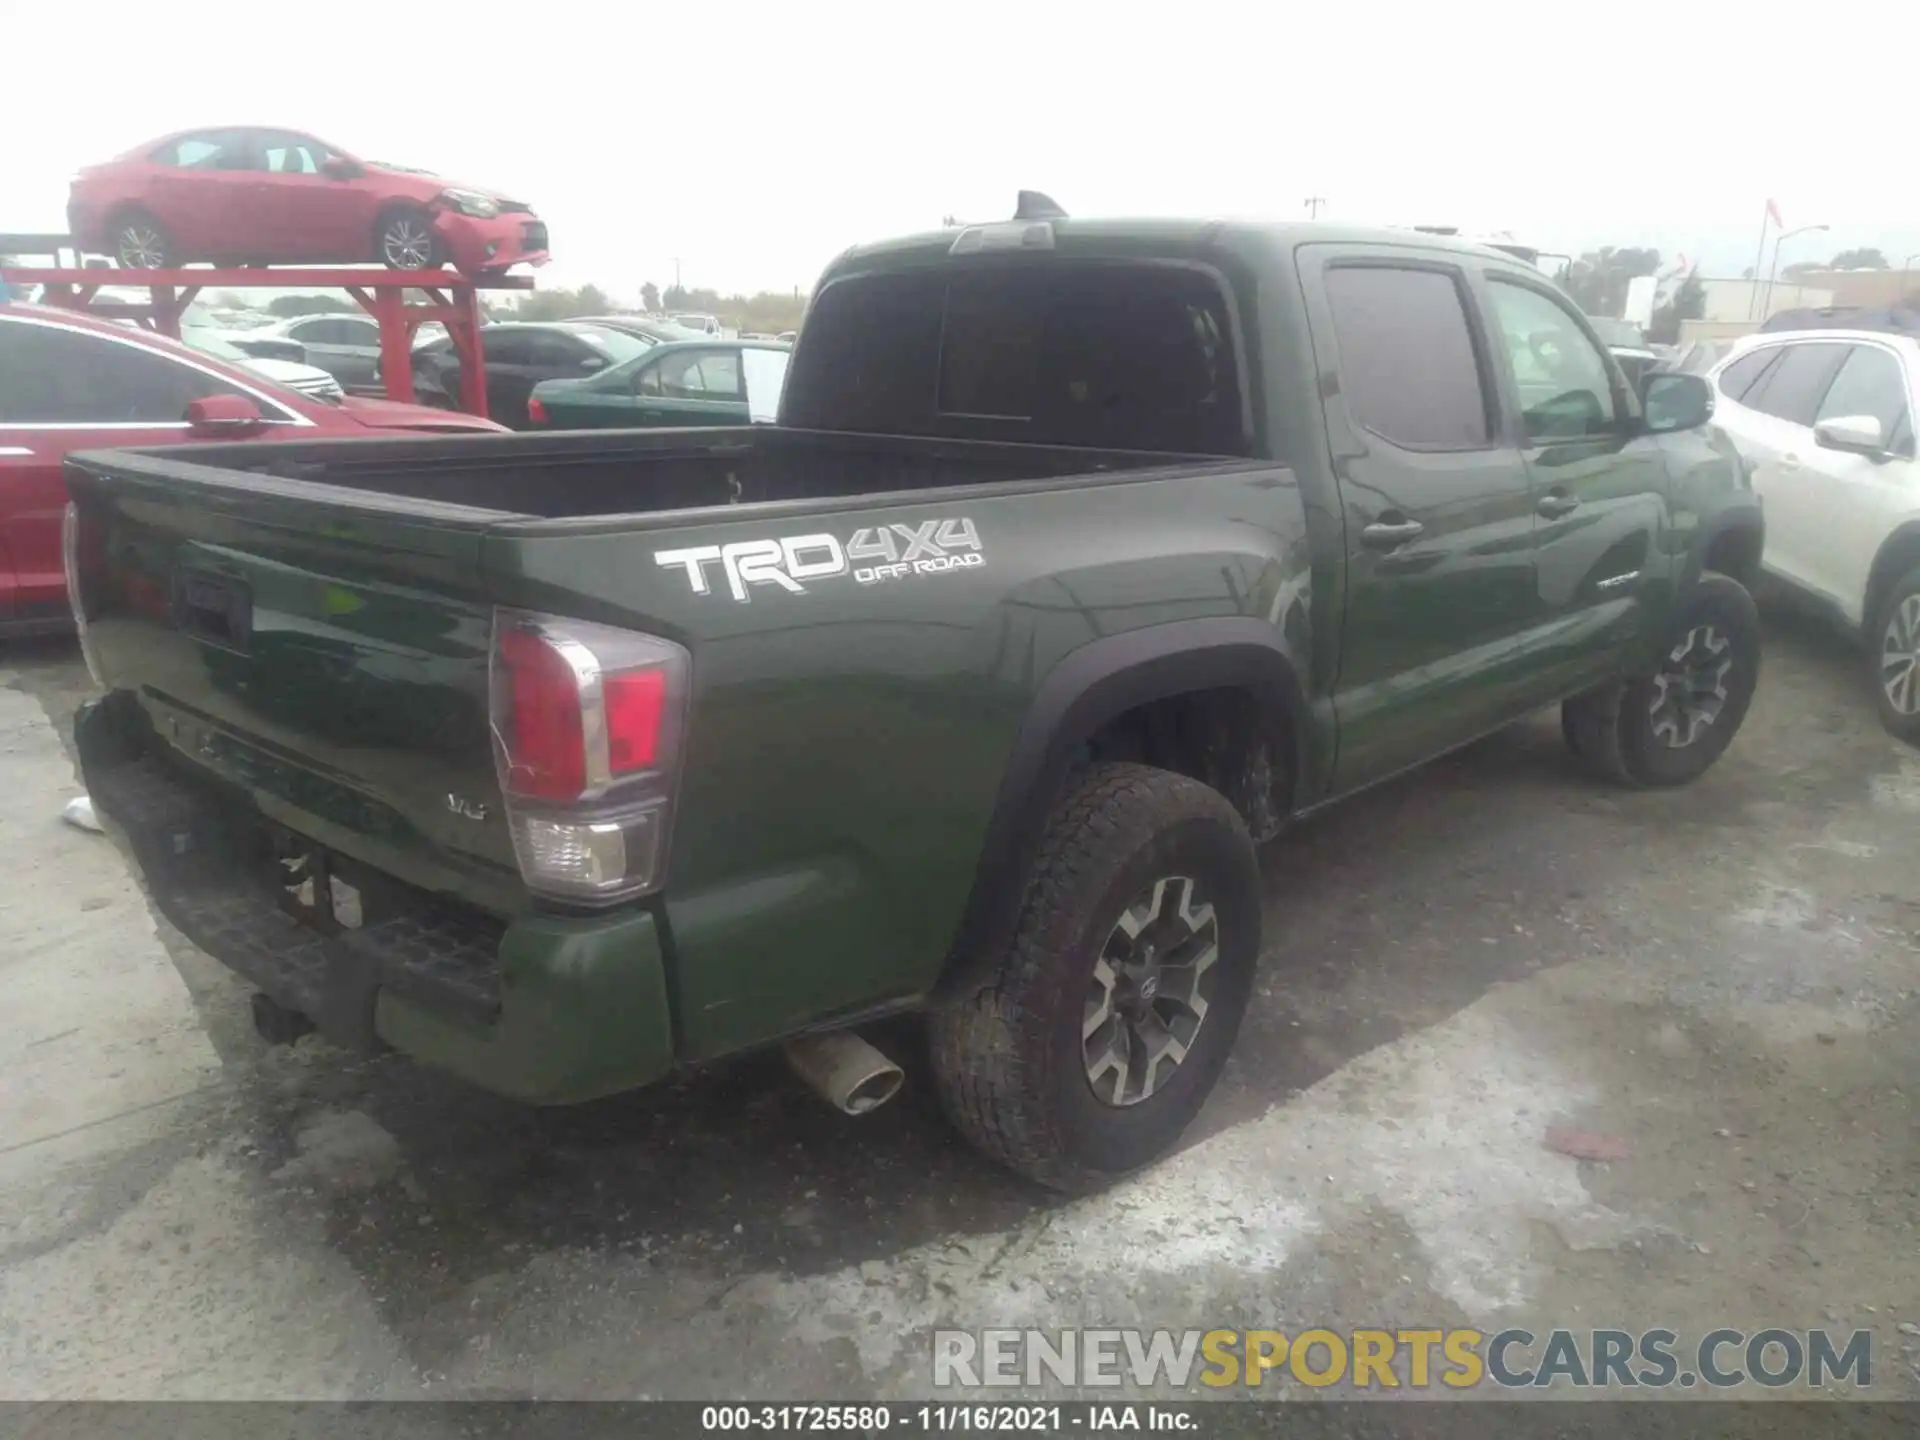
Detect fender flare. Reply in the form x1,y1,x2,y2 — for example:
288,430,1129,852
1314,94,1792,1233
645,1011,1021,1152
1683,500,1765,591
942,617,1312,985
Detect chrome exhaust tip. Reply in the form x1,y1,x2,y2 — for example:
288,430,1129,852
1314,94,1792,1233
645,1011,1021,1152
783,1030,904,1115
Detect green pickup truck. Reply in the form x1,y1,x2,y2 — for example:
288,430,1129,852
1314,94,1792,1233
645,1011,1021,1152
66,206,1764,1191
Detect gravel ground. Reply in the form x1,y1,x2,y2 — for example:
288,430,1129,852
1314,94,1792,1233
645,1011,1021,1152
2,608,1916,1404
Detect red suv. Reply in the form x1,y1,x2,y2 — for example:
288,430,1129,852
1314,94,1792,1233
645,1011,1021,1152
0,305,504,638
67,128,550,274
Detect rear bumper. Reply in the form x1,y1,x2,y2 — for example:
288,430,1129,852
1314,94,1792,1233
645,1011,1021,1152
432,210,550,272
75,692,674,1104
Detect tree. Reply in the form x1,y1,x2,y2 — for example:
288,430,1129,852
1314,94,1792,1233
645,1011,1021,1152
1561,246,1661,317
641,281,661,313
1828,247,1889,270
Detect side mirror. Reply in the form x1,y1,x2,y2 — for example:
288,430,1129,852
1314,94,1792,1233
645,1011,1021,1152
1641,372,1713,434
321,156,363,180
1814,414,1886,457
186,394,267,435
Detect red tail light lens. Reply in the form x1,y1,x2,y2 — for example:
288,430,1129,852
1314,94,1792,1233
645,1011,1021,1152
604,668,666,773
527,395,549,424
496,627,586,800
489,611,690,904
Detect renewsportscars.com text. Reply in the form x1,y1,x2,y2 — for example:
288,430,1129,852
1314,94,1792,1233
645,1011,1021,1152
933,1327,1874,1391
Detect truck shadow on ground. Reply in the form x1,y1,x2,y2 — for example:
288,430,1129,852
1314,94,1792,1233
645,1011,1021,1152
164,608,1889,1330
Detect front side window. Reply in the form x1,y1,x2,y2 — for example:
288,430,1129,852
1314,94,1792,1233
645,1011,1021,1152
1741,342,1848,427
1815,345,1912,454
1487,279,1618,441
257,131,332,174
0,321,253,424
1324,265,1490,449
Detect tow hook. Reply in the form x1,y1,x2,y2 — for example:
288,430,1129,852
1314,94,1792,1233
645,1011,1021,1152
251,992,316,1047
783,1030,904,1115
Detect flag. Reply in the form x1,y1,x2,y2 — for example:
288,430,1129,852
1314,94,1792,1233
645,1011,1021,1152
1766,198,1784,228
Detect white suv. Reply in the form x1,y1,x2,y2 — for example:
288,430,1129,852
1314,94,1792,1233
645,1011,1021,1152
1708,329,1920,740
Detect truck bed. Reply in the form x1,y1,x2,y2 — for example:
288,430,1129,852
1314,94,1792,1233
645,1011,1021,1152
87,426,1209,521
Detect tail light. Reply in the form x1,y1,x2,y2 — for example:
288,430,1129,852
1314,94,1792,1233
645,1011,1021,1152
489,609,689,905
62,502,105,688
526,395,549,425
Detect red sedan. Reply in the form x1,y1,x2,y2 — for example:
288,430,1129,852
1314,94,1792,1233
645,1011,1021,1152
0,304,504,638
67,128,549,274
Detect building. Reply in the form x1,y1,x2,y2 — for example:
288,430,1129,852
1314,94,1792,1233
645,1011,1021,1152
1698,277,1834,325
1781,268,1920,309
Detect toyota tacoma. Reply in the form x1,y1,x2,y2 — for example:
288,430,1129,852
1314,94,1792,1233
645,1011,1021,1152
65,200,1764,1190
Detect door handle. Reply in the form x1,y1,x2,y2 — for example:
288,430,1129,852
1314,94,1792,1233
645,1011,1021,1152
1536,493,1580,519
1360,518,1425,550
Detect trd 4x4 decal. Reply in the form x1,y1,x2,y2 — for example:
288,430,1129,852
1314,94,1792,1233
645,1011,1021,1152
654,518,983,603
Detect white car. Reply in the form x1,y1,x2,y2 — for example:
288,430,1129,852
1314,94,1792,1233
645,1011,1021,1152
179,326,345,403
1707,328,1920,739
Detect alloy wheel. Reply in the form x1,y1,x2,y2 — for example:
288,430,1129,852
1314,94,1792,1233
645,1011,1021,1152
117,225,166,268
1648,623,1734,748
1082,875,1218,1107
381,219,434,269
1881,595,1920,717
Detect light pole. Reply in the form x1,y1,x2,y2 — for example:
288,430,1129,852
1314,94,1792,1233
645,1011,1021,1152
1764,224,1828,319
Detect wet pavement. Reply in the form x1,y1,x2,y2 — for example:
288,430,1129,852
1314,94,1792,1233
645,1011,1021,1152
3,607,1917,1401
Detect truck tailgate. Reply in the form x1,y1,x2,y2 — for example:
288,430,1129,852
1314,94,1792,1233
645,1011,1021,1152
66,453,522,914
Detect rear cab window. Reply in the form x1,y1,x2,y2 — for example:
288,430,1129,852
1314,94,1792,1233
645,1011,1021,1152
781,260,1250,456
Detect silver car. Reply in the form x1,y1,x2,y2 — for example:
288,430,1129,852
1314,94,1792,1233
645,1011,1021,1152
258,313,384,386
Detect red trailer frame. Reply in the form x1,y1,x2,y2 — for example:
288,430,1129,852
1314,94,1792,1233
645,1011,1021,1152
0,263,534,420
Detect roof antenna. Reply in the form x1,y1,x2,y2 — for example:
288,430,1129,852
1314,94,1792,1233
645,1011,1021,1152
1014,190,1068,221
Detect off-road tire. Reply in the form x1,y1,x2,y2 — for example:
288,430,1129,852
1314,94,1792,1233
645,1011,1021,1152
1564,572,1759,787
109,209,173,269
1869,563,1920,745
930,762,1262,1193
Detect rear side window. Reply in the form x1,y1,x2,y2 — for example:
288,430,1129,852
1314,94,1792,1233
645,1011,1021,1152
1324,266,1490,448
1815,345,1912,454
151,130,254,171
1741,342,1848,426
482,331,534,366
0,321,252,423
782,262,1248,455
1716,348,1780,401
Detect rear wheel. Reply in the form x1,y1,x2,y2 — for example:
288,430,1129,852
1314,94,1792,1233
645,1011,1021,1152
110,210,172,269
930,763,1261,1192
1871,564,1920,745
375,206,441,270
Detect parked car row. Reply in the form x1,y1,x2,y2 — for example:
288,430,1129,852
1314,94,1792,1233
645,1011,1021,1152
375,321,793,430
0,304,502,637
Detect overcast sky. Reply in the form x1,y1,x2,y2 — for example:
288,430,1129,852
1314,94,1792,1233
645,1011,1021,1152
8,0,1917,303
